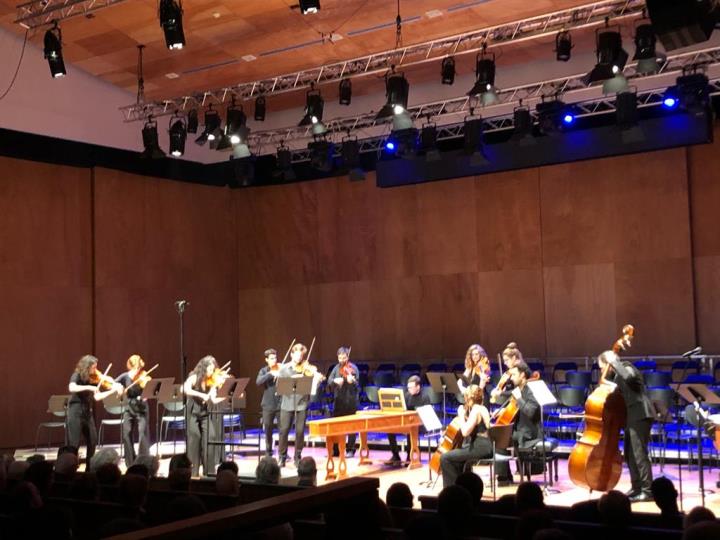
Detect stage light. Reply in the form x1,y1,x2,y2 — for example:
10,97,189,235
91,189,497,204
441,56,456,85
44,23,66,78
420,123,440,162
168,114,187,157
142,118,165,159
633,23,663,75
536,99,574,135
663,90,679,109
225,104,247,145
468,46,498,106
299,87,324,126
602,74,629,95
385,128,417,158
186,108,198,133
616,90,638,128
159,0,185,50
676,72,710,113
232,156,254,187
646,0,718,51
254,96,266,121
512,105,534,141
309,137,334,172
376,70,410,119
341,137,365,181
385,141,396,151
339,78,352,105
555,31,573,62
299,0,320,14
275,144,295,181
463,116,488,166
195,108,221,146
587,27,629,84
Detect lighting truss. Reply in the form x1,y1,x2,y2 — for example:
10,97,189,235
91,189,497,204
15,0,128,29
120,0,646,122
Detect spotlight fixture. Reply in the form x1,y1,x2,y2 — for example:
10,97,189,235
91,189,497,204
420,122,440,162
663,87,679,109
299,0,320,14
633,23,663,75
602,73,629,95
195,107,221,146
376,69,410,119
586,26,629,84
159,0,185,50
555,30,573,62
616,90,639,129
512,103,535,142
441,56,456,85
384,128,417,158
44,22,66,78
142,117,165,159
341,136,365,181
168,114,187,157
535,98,574,135
467,45,498,106
254,96,266,121
339,78,352,105
309,136,334,172
232,156,255,187
186,108,199,133
676,71,710,113
299,85,324,126
463,116,488,166
275,143,296,181
646,0,718,51
225,103,247,145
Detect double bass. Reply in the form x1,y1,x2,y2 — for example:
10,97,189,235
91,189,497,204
567,325,634,491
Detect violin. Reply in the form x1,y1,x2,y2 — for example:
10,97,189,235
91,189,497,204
205,362,231,388
125,364,159,393
340,363,355,378
492,371,541,425
90,365,116,391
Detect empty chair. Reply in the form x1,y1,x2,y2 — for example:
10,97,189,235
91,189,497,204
565,371,592,390
644,371,671,388
426,362,448,373
373,370,397,387
684,374,714,385
400,362,421,373
527,361,545,378
399,370,420,386
451,362,465,374
98,393,124,448
160,384,185,452
648,387,675,414
35,394,70,452
552,362,578,386
671,360,700,383
557,386,586,411
634,359,657,371
472,423,517,500
399,363,422,386
376,362,397,374
355,362,370,374
363,385,379,409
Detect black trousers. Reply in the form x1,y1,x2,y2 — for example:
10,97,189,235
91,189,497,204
625,417,653,492
262,408,280,457
388,433,410,459
186,401,221,476
122,409,150,465
67,403,97,462
440,437,493,488
332,405,357,455
278,409,307,462
495,431,533,480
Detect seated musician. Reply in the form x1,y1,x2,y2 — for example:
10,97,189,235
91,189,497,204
494,360,541,485
439,384,493,488
385,375,430,466
327,347,360,458
489,342,523,405
458,343,491,393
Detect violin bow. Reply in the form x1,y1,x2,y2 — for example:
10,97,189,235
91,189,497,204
123,364,159,393
279,338,297,368
306,336,317,364
96,363,113,391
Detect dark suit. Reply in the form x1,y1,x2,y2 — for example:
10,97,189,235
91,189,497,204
256,366,281,457
327,362,360,454
609,360,655,493
496,384,541,480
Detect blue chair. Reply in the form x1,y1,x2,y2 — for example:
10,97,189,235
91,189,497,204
399,370,421,386
400,362,421,373
451,362,465,374
527,362,545,378
644,371,671,388
634,359,657,371
355,362,370,374
426,362,448,373
671,360,700,383
552,362,578,387
376,362,397,373
684,374,714,385
373,370,397,387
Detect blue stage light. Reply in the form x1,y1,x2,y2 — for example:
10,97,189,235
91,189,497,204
562,113,575,124
663,96,678,109
385,141,396,151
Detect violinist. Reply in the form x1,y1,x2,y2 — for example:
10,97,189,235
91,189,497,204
598,350,654,502
439,384,493,488
116,354,151,466
494,360,541,486
490,342,524,405
67,355,123,462
327,347,360,458
183,355,226,476
277,343,315,468
256,348,281,458
458,344,490,393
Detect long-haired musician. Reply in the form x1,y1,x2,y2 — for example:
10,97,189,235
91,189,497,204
458,344,490,393
116,354,151,466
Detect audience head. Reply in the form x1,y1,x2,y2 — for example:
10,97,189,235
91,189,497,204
168,468,191,491
168,453,192,473
255,456,281,484
26,454,46,465
95,462,122,485
404,514,447,540
166,494,207,522
597,490,631,528
386,482,414,508
455,472,483,509
652,476,679,513
89,447,120,472
215,470,240,496
683,520,720,540
125,463,150,479
54,452,79,479
7,460,30,487
297,456,317,487
9,481,43,513
56,445,78,458
438,485,473,537
516,481,545,515
514,509,554,540
684,506,716,529
69,472,98,500
217,460,239,476
118,474,148,508
24,460,54,496
133,454,160,478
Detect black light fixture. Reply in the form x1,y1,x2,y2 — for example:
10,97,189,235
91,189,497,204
309,136,334,172
555,30,573,62
142,117,165,159
512,102,535,142
275,143,296,181
254,96,266,121
467,45,498,106
44,22,66,78
441,56,456,85
341,136,365,181
225,102,247,145
616,90,645,143
535,98,575,135
586,24,629,84
299,0,320,14
676,70,710,113
159,0,185,50
384,128,418,158
339,78,352,105
168,113,187,157
376,68,410,119
420,122,440,162
633,22,663,74
646,0,718,51
299,84,324,126
195,107,221,146
463,115,488,166
186,108,199,133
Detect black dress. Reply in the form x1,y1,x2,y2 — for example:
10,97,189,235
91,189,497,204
186,377,221,476
67,372,98,461
116,372,150,465
327,362,360,453
439,408,493,488
256,366,281,457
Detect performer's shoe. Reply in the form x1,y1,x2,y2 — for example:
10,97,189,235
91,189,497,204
345,449,356,458
625,488,640,498
496,477,513,487
629,491,653,502
279,458,287,468
384,456,402,467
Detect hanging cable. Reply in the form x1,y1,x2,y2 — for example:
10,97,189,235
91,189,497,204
0,29,29,102
136,44,146,106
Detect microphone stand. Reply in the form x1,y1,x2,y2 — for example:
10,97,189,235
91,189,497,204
175,300,189,452
673,348,700,512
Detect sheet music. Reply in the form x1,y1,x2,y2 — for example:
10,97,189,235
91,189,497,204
416,404,443,432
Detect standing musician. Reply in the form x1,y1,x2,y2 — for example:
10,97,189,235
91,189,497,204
494,360,541,485
489,342,524,405
598,350,655,501
327,346,360,458
278,343,322,468
67,355,123,462
439,384,493,488
385,375,431,466
183,355,227,476
116,354,151,466
256,348,281,458
458,344,491,393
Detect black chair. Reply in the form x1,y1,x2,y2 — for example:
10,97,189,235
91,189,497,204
552,361,578,387
426,362,448,373
671,360,700,383
399,369,421,386
556,386,586,441
373,370,397,387
565,371,592,392
34,394,69,452
472,423,516,500
376,362,397,373
527,361,545,378
451,362,465,374
644,371,672,388
400,362,421,374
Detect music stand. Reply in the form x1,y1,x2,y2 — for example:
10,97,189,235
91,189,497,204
426,372,461,429
277,375,314,460
526,379,558,494
678,384,720,507
149,378,177,457
415,404,443,487
216,377,249,460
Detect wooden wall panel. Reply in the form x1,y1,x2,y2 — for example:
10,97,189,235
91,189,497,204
0,157,92,448
373,179,418,280
368,278,422,359
694,256,720,352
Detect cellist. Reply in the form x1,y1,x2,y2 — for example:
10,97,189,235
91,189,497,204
597,350,654,501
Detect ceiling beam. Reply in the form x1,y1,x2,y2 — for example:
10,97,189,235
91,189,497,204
15,0,128,29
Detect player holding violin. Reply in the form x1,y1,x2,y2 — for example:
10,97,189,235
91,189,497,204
67,354,123,462
256,348,281,458
183,355,228,476
489,342,524,405
327,346,360,458
458,343,491,393
116,354,154,466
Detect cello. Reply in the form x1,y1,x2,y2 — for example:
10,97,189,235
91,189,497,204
567,325,634,492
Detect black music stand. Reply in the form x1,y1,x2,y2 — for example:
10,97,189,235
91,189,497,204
526,379,559,494
216,377,250,461
426,372,461,429
678,383,720,507
149,378,177,457
277,375,314,458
